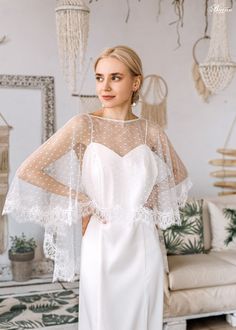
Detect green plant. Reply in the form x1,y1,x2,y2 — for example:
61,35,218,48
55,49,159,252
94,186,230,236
223,208,236,246
9,233,37,254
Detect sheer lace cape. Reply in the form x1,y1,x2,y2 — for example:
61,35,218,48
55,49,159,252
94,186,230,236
3,113,192,281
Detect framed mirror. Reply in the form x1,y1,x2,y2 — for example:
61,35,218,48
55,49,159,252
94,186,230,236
0,75,55,141
0,74,55,281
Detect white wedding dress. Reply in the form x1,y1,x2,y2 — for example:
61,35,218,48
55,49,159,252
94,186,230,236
3,113,192,330
79,119,164,330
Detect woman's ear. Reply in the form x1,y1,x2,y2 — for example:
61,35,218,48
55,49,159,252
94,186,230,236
133,75,141,91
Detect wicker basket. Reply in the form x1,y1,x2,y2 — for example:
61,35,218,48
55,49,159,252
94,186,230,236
8,250,35,282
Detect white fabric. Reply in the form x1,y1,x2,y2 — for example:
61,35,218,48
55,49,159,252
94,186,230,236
2,113,192,283
79,141,164,329
82,142,158,217
80,217,164,330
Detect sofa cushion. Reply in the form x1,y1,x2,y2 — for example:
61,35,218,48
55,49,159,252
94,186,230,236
168,251,236,290
163,199,205,255
207,201,236,251
202,199,212,251
164,283,236,318
203,195,236,251
209,249,236,266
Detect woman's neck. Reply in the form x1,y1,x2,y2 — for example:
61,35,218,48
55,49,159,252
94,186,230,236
95,106,138,121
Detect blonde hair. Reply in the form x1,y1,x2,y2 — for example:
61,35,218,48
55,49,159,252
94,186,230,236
94,45,143,104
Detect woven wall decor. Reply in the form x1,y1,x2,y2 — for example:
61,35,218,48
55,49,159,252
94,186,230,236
192,36,212,102
73,94,101,113
55,0,90,94
209,114,236,196
140,74,168,128
71,57,101,113
199,0,236,93
0,114,12,254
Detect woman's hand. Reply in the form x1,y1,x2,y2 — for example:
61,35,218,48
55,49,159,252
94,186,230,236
82,215,91,236
82,213,107,236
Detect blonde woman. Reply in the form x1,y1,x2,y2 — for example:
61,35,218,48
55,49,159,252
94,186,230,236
3,45,192,330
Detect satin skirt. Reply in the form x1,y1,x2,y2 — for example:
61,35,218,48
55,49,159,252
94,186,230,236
78,215,164,330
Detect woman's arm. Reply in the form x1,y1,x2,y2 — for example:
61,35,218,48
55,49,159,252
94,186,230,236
17,114,91,204
144,121,192,229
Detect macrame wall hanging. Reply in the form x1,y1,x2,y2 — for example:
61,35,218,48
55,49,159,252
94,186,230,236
0,35,6,44
209,114,236,196
0,113,12,254
140,74,168,128
55,0,90,94
192,37,212,102
199,0,236,94
74,94,101,113
72,57,101,113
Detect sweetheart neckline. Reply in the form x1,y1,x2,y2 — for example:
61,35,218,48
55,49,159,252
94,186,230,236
84,142,152,159
86,113,141,123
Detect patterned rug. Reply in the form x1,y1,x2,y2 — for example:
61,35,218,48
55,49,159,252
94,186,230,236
0,290,78,329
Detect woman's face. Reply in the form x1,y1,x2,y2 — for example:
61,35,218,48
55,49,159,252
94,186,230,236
95,57,140,108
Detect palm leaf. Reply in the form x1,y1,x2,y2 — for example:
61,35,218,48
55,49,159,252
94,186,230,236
42,314,78,326
40,290,77,306
0,319,43,329
0,304,27,322
179,238,204,254
190,218,204,240
29,303,60,313
66,304,78,313
164,230,184,254
17,295,41,304
180,200,202,219
223,208,236,246
167,218,198,236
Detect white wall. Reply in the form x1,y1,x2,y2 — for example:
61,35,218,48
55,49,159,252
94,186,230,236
0,0,235,265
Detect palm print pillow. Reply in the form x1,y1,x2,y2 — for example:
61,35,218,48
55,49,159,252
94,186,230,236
162,199,205,255
207,201,236,251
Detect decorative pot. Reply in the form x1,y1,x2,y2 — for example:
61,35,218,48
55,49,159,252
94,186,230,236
8,250,35,282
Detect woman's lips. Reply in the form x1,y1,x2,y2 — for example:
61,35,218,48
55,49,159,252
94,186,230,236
102,96,115,100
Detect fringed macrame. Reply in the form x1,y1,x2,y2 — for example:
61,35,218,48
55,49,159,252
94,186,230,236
192,37,212,102
209,114,236,196
140,74,168,129
199,0,236,93
71,57,102,113
55,0,90,94
76,94,101,113
0,114,12,254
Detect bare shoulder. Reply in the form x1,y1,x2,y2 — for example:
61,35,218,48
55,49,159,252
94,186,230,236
145,120,169,149
88,109,103,117
146,119,163,135
66,113,91,127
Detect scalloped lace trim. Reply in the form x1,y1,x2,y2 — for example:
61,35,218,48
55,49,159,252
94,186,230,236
3,177,192,231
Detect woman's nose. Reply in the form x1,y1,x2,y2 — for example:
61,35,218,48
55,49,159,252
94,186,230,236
103,79,111,91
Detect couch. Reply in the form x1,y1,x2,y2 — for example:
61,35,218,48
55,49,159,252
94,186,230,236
161,195,236,330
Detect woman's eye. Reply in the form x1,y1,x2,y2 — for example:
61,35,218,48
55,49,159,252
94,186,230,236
112,76,121,81
95,76,121,82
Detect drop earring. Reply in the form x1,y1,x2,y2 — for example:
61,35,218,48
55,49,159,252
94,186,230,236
131,91,139,107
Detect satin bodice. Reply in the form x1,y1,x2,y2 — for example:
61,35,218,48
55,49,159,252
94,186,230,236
81,142,158,212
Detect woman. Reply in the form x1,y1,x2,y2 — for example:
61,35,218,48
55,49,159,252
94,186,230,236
3,45,192,330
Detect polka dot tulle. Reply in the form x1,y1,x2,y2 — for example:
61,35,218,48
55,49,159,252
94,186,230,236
3,113,192,281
